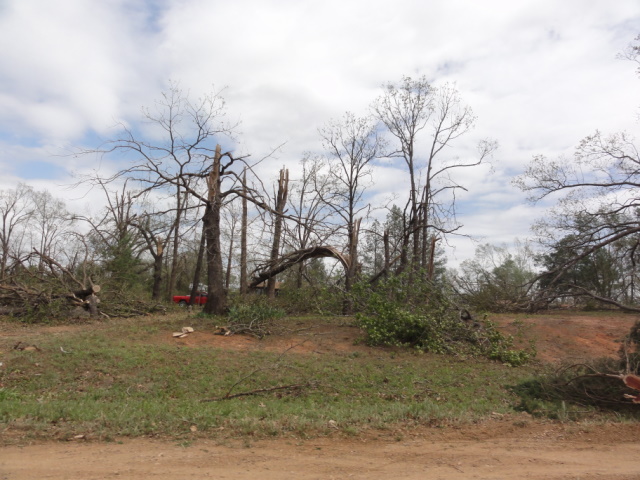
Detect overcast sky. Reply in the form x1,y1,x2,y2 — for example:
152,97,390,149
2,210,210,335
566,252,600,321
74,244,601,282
1,0,639,266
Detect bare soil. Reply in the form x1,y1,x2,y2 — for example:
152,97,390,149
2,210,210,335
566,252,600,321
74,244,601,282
2,311,640,479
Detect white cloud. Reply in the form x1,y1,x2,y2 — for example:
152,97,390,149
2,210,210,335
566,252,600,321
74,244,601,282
0,0,639,264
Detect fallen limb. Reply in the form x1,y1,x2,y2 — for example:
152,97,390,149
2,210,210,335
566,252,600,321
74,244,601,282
200,382,314,402
203,339,311,402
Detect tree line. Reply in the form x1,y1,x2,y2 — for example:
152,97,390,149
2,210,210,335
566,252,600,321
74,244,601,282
1,34,639,319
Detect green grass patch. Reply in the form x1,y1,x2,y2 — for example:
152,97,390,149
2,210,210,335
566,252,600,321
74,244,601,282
0,313,629,442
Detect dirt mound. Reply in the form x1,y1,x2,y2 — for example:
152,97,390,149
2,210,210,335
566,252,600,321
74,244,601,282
493,312,638,363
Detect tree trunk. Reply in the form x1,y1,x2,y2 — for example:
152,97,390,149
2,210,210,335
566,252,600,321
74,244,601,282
225,230,234,291
151,252,164,299
427,236,438,281
167,184,183,300
295,262,304,289
267,168,289,298
239,169,248,295
189,223,206,305
383,229,390,278
87,294,99,317
203,145,227,315
0,247,8,281
146,237,162,300
398,210,410,275
343,218,361,315
73,285,101,299
412,206,421,275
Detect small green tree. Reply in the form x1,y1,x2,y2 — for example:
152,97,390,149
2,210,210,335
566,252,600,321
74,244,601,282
101,233,148,295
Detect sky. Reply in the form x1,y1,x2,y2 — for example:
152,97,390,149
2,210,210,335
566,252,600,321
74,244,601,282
0,0,639,267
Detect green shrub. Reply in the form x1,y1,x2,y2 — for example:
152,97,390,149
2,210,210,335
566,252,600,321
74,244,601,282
353,274,533,366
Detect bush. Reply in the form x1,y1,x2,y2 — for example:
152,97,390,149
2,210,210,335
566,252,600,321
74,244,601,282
353,274,533,366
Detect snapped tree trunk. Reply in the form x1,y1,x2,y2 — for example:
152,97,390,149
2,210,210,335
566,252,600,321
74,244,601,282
267,168,289,298
151,243,164,300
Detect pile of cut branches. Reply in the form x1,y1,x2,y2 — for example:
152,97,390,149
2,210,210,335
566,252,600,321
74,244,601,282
0,250,103,321
225,302,285,338
515,320,640,413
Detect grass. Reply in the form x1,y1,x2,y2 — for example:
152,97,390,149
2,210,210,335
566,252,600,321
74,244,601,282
0,312,635,443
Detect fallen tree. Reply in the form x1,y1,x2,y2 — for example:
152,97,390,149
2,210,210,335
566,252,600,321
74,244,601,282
249,245,350,289
0,249,103,319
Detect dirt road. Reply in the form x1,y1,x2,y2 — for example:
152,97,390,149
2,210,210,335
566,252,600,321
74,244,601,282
3,421,640,480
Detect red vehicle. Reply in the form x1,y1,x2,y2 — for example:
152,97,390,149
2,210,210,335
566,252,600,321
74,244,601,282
172,292,207,306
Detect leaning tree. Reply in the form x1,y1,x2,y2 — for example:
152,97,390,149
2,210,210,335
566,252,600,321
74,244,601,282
514,34,640,311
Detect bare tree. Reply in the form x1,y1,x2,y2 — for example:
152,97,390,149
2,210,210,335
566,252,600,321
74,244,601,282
372,76,432,263
81,85,265,313
83,83,235,298
30,189,74,271
373,77,496,275
514,130,640,308
221,200,243,291
129,211,173,300
284,154,336,288
187,144,275,314
239,169,249,295
0,184,33,280
319,112,385,313
513,34,640,310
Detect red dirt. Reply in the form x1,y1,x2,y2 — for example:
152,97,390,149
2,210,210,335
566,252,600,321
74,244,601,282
162,311,638,365
2,311,640,479
493,312,637,363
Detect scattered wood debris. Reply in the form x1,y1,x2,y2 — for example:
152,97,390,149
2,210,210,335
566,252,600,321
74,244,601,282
13,342,41,352
172,326,195,338
214,326,232,336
